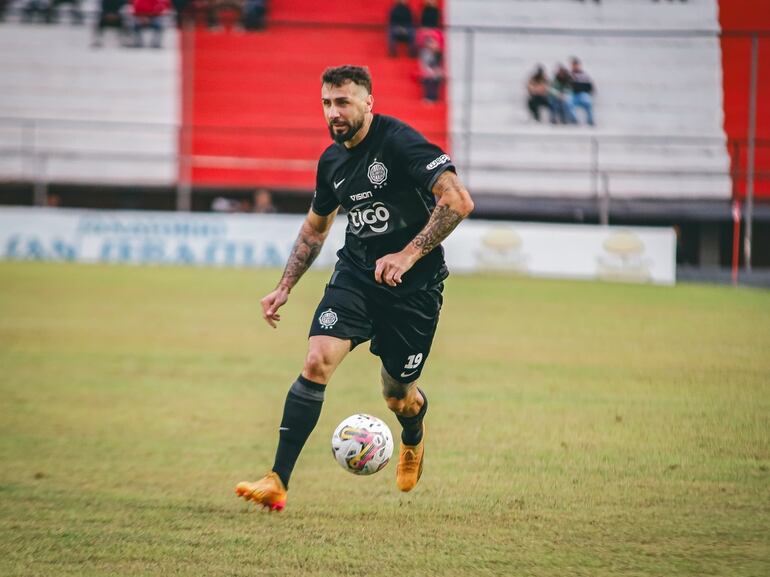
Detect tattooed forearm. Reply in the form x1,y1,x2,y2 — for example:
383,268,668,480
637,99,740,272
409,171,473,256
411,204,464,256
279,221,326,290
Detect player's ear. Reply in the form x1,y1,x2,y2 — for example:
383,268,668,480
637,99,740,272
365,93,373,112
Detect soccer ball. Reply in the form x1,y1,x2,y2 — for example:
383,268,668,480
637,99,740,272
331,414,394,475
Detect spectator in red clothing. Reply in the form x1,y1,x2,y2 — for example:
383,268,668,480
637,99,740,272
132,0,168,48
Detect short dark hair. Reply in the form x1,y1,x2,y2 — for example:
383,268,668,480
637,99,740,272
321,65,372,94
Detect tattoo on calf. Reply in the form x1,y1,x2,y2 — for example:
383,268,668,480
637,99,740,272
412,204,463,256
381,366,416,399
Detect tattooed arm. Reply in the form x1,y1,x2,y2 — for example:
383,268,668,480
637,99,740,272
261,208,338,328
374,171,474,287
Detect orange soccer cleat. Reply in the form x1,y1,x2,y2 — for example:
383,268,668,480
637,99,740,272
396,430,425,492
235,472,287,512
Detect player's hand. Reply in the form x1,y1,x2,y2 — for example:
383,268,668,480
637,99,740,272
374,250,418,287
260,286,290,328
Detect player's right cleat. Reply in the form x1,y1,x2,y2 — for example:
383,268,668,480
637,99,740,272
396,427,425,492
235,472,287,511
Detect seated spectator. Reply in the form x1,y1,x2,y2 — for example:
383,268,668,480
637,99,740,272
419,34,444,103
92,0,127,47
388,0,416,58
569,57,595,126
131,0,168,48
23,0,84,24
549,64,576,124
527,65,552,123
52,0,84,23
243,0,266,31
22,0,50,23
420,0,440,29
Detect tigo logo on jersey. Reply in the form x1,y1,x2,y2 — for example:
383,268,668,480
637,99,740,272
426,154,450,170
349,202,390,234
318,308,338,329
367,158,388,188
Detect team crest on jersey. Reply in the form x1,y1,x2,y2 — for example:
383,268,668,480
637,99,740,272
318,308,338,330
367,158,388,188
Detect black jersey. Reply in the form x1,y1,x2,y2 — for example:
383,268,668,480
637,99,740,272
312,114,456,293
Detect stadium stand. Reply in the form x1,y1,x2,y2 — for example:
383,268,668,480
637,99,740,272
0,0,768,268
186,0,448,189
719,0,770,200
447,0,732,200
0,1,178,187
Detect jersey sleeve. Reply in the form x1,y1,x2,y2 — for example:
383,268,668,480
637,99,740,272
311,158,340,216
390,124,456,193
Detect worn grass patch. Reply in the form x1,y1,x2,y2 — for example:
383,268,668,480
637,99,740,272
0,262,768,576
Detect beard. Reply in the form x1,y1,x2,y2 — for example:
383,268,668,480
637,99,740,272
328,117,364,144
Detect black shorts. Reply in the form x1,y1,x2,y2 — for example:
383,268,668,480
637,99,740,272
309,269,444,383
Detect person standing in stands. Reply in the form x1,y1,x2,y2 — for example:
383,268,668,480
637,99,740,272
388,0,416,57
569,57,595,126
419,34,444,103
243,0,267,31
527,65,552,123
252,188,277,213
420,0,441,29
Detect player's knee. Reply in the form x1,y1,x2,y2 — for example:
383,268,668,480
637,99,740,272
303,349,334,381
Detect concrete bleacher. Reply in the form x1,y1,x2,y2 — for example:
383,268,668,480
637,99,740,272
447,0,732,199
189,0,449,190
0,14,178,186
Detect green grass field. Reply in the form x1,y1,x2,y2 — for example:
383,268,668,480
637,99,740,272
0,262,768,577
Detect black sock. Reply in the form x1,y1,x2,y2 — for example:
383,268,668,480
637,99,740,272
271,375,326,489
396,387,428,446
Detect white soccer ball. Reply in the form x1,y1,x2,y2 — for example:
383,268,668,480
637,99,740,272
331,414,394,475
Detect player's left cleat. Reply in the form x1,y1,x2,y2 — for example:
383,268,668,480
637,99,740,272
396,428,425,492
235,472,287,511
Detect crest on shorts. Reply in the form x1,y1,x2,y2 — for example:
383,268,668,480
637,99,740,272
367,158,388,188
318,308,338,330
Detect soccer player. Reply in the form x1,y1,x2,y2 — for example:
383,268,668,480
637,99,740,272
235,65,474,511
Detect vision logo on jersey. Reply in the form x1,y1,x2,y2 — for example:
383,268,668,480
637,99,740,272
318,308,338,329
349,201,390,234
350,190,373,202
367,158,388,188
426,154,450,170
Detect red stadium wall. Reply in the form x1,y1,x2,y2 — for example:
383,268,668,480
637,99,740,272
182,0,447,190
719,0,770,199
